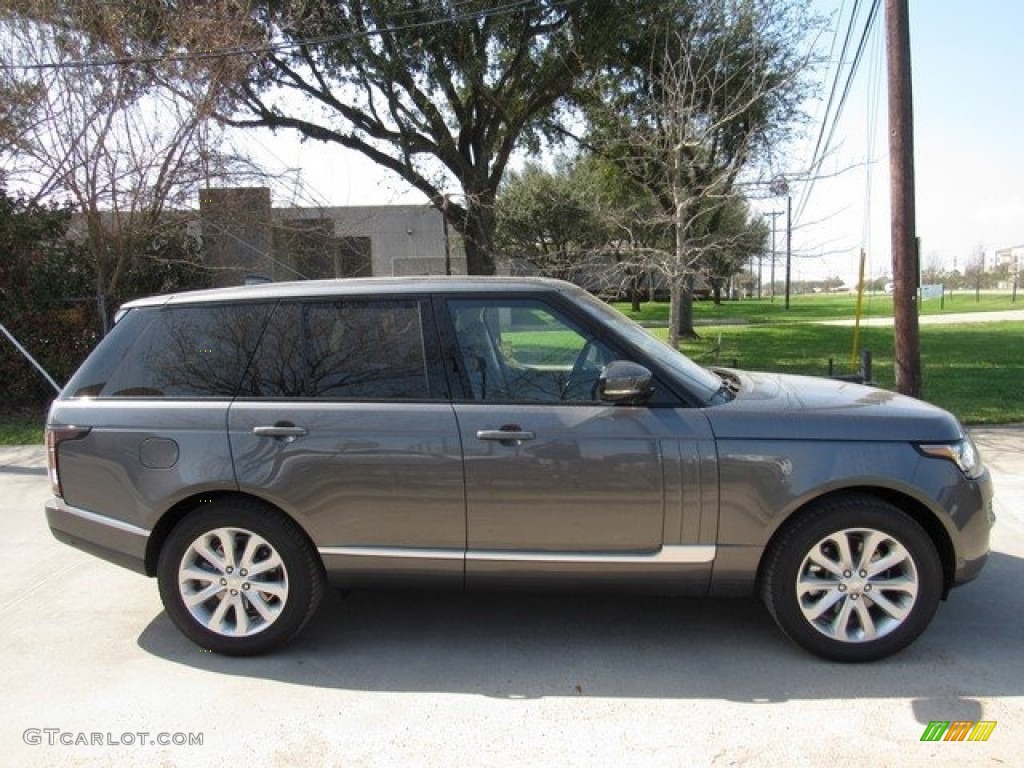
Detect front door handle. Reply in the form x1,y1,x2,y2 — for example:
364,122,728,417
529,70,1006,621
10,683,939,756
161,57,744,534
476,426,536,445
253,423,308,441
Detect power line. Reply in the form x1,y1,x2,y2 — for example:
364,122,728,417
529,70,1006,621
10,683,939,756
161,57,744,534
802,0,864,197
0,0,562,72
861,9,883,266
795,0,881,225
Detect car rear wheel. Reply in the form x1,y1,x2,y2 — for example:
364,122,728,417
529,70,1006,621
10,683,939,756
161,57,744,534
157,499,325,656
760,495,943,662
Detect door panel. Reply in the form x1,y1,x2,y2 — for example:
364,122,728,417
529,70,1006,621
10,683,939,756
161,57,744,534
229,297,466,588
228,402,465,586
456,404,716,549
457,404,663,551
442,295,717,591
456,404,716,590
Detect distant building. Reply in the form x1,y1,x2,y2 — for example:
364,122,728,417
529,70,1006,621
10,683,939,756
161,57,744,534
992,244,1023,273
198,187,466,285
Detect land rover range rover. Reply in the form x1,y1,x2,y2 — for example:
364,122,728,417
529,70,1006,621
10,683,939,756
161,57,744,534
45,277,993,660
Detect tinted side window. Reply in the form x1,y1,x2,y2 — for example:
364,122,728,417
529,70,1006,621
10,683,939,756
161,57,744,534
64,303,275,398
242,299,435,399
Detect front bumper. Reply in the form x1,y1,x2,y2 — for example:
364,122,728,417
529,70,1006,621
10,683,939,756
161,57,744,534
949,469,996,589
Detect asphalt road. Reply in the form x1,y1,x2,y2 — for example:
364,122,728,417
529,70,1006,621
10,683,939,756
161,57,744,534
1,428,1021,767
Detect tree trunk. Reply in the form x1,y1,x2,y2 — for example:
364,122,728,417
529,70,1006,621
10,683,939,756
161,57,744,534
450,191,497,276
667,280,682,349
629,266,643,311
86,213,112,336
676,274,699,341
670,182,698,342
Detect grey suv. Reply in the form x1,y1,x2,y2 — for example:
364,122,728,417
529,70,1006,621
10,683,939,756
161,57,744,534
45,277,993,661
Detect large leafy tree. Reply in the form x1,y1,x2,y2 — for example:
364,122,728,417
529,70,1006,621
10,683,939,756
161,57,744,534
119,0,630,276
495,161,608,281
146,0,623,276
7,0,811,293
0,188,93,404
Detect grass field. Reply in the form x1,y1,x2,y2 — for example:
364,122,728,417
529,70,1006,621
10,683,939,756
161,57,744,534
2,293,1021,444
0,411,46,446
612,292,1022,424
614,291,1023,325
670,320,1024,425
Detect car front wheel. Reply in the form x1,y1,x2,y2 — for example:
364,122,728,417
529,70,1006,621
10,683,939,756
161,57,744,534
760,495,943,662
157,499,325,656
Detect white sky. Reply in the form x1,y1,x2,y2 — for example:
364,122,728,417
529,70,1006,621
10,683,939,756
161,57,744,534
238,0,1024,284
783,0,1024,283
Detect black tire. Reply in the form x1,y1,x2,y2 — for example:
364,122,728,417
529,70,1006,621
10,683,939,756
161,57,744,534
760,494,943,662
157,498,325,656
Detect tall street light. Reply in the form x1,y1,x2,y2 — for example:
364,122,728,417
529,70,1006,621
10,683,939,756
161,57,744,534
763,210,783,301
770,177,792,309
785,192,793,309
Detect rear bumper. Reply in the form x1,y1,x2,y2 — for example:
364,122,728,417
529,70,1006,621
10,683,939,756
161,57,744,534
45,497,150,576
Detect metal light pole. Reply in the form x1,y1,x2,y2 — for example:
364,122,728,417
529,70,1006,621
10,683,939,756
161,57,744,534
764,210,782,301
785,193,793,310
769,176,791,306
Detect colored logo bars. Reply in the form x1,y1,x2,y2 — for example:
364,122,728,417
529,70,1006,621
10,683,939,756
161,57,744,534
920,721,997,742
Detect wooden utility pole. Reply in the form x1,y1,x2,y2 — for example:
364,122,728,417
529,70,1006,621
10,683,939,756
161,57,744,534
886,0,922,397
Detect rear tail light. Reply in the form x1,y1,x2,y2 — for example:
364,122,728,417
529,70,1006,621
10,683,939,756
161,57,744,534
45,426,91,497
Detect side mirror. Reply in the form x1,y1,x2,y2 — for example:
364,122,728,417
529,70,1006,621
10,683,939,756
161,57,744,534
597,361,654,404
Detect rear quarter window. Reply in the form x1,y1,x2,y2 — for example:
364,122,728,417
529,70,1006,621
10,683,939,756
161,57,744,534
63,303,275,398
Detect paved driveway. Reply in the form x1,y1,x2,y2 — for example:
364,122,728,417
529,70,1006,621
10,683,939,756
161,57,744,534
1,429,1021,767
818,308,1024,326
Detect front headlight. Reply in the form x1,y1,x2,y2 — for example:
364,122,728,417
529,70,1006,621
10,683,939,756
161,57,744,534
918,436,985,479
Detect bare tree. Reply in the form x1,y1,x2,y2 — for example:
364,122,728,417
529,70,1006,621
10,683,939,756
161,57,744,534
0,4,258,329
583,0,812,345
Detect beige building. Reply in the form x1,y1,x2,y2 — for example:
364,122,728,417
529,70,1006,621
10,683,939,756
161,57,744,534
992,244,1023,272
198,187,466,285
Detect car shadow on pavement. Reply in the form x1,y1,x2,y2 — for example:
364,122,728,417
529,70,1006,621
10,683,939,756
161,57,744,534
0,464,47,476
137,548,1024,703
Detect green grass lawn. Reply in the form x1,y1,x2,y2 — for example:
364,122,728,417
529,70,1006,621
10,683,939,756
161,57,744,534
670,320,1024,424
614,291,1024,325
608,293,1024,424
0,410,46,446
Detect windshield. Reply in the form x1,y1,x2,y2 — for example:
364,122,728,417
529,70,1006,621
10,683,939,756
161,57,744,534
568,287,725,403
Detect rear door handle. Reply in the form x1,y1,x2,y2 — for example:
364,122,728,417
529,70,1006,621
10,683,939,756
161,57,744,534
253,424,308,440
476,427,535,444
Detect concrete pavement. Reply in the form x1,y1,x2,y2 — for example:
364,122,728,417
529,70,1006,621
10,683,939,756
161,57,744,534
1,427,1022,767
818,308,1024,327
